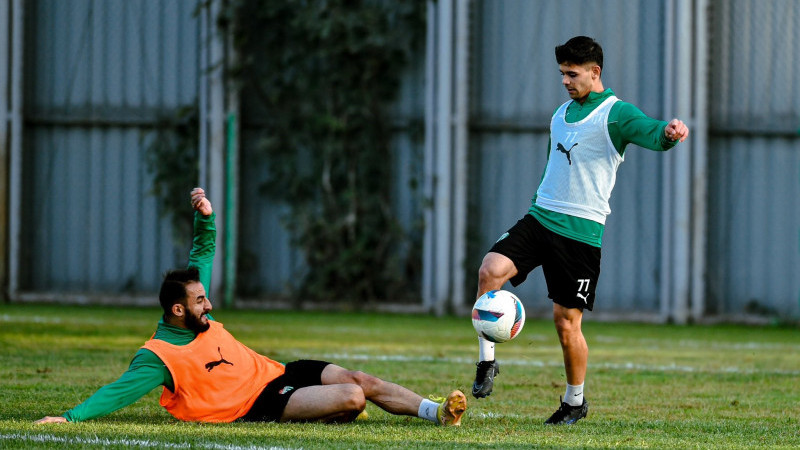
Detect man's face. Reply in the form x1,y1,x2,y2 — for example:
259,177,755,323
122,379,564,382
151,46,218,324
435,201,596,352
182,281,212,333
559,62,599,101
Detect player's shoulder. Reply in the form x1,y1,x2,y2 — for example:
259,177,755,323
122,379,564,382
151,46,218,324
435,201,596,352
610,99,647,120
132,346,165,367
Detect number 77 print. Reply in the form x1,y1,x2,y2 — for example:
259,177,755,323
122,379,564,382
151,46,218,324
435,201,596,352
576,278,590,304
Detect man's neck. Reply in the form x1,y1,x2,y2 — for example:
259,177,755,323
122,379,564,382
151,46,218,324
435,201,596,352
576,86,606,104
163,315,187,330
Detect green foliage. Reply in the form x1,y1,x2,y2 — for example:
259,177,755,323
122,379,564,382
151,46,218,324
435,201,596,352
221,0,426,302
143,105,200,244
3,303,800,448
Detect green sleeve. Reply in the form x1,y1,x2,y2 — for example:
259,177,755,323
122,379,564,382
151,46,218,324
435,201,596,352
609,102,678,155
62,349,171,422
188,211,216,295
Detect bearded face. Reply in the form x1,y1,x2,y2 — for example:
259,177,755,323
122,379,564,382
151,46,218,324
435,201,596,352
181,281,211,333
184,305,211,333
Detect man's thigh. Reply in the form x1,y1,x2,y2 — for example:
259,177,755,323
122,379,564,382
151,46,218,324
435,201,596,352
281,383,363,422
488,214,548,287
320,363,358,385
542,235,601,310
241,360,331,422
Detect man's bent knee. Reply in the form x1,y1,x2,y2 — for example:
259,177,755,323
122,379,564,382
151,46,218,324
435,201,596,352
553,305,583,341
478,253,516,288
345,371,384,398
339,384,367,415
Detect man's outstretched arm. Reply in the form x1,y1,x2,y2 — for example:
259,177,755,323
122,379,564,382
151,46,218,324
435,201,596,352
35,350,170,423
612,102,690,153
188,187,216,296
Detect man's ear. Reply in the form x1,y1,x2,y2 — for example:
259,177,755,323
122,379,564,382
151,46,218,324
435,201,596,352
171,303,185,318
592,64,602,79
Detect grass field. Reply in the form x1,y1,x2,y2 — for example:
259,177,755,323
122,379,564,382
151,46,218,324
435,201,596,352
1,303,798,449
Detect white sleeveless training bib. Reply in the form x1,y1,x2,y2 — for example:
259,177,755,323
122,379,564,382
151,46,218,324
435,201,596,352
535,96,622,224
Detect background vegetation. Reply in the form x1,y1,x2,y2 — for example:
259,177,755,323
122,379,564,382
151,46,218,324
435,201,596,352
145,0,428,303
3,303,798,448
223,0,427,302
144,104,200,242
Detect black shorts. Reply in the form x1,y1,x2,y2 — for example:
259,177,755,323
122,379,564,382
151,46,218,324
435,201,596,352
240,359,331,422
488,214,601,310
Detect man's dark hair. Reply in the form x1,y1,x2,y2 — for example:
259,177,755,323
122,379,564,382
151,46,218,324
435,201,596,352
159,267,201,314
555,36,603,70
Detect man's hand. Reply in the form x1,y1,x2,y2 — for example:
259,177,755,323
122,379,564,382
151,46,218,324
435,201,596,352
664,119,689,143
191,187,213,216
35,416,68,424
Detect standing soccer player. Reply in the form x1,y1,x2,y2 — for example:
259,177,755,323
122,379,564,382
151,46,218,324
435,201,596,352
470,36,689,424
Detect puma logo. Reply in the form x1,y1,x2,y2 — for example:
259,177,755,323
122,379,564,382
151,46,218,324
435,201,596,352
279,386,295,395
576,292,589,304
556,142,578,165
205,347,234,372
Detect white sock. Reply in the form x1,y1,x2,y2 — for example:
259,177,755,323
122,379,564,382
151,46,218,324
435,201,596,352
418,398,440,423
478,336,495,362
564,383,584,406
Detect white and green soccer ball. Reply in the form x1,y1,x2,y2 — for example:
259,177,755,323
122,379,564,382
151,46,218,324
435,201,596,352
471,290,526,343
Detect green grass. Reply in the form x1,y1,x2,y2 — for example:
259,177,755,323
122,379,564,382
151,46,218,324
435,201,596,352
1,303,798,449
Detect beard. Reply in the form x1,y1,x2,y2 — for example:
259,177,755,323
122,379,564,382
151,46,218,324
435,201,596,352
184,310,210,334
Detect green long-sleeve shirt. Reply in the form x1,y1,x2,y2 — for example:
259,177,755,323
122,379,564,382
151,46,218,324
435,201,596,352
63,211,217,422
530,89,678,247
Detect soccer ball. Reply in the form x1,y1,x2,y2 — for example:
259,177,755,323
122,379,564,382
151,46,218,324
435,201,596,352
471,290,526,343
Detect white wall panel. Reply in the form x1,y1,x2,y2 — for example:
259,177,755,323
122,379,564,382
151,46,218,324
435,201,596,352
20,0,200,294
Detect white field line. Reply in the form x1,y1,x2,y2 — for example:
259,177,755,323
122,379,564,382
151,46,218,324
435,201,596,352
0,314,107,325
317,352,800,376
4,314,798,375
0,432,296,450
472,411,527,420
592,334,800,351
5,314,798,351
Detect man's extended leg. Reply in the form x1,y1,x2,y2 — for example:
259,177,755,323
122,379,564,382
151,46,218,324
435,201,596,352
282,364,466,425
322,364,422,416
545,303,589,424
473,252,517,398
